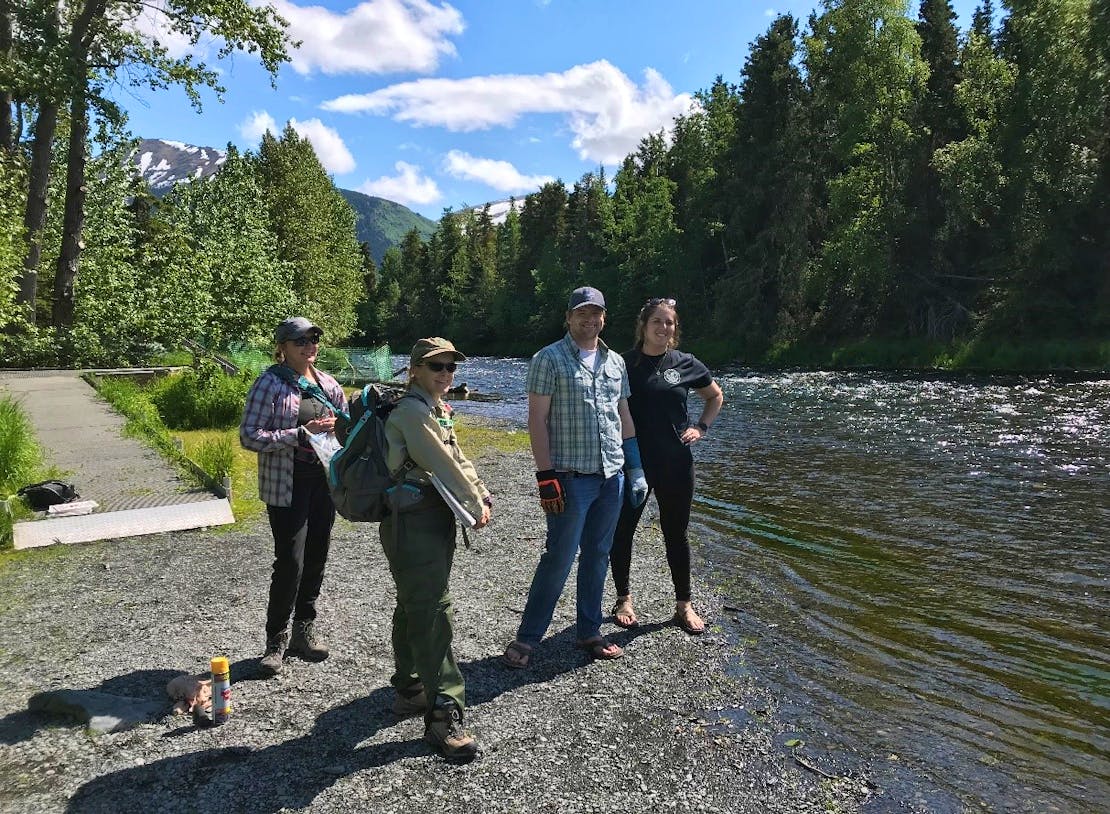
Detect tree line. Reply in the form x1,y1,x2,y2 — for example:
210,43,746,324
2,0,1107,368
369,0,1109,359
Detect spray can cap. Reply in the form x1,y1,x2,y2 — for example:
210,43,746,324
210,656,230,674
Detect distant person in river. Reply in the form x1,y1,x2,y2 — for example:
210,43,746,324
380,337,492,763
502,286,648,670
240,317,348,676
609,297,724,635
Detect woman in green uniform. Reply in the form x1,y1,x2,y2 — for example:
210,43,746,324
379,337,492,763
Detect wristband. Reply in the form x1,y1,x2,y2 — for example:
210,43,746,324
695,421,709,434
536,469,557,482
621,438,643,470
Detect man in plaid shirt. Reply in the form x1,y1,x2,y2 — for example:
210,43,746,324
502,286,648,668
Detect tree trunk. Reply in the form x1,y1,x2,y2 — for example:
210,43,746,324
52,91,86,329
0,0,13,153
19,103,58,323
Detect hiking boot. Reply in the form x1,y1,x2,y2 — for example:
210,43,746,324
424,703,480,763
392,683,428,717
259,631,288,677
287,620,329,662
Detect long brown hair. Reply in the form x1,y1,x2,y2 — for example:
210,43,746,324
633,298,680,356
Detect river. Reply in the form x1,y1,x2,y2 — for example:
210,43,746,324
396,356,1109,812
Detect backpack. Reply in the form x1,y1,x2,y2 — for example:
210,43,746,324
327,385,417,522
17,480,80,511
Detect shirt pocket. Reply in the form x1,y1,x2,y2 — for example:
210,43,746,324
599,367,624,404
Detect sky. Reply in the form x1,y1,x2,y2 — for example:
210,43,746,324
120,0,981,219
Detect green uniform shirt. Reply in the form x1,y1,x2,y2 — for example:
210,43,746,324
384,384,489,521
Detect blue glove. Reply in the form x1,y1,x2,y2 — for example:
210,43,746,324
622,438,648,507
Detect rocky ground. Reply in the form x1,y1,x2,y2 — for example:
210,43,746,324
0,423,870,814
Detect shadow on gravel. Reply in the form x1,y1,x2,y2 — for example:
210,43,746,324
67,687,426,812
461,621,669,708
0,669,180,745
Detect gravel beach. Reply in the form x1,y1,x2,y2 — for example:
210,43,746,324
0,421,867,814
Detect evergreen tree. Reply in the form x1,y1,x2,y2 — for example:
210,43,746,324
254,124,365,340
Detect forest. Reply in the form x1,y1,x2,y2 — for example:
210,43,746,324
1,0,1107,369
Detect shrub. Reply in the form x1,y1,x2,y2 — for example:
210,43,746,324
0,394,42,496
148,360,252,430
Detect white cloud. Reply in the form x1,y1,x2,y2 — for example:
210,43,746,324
442,150,553,193
358,161,441,205
321,60,695,164
239,111,279,143
290,118,356,174
268,0,464,75
238,112,355,174
765,8,777,17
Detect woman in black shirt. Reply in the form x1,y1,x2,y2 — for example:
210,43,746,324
610,298,724,634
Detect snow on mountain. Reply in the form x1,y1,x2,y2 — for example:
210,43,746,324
131,138,227,195
465,198,524,225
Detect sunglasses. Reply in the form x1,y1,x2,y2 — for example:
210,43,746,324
645,297,677,307
421,361,457,373
291,335,320,347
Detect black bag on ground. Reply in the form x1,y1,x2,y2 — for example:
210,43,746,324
328,385,414,522
17,480,80,511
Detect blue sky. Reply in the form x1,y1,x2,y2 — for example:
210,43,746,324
121,0,982,219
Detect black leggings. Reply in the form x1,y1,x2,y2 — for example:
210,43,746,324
265,474,336,637
610,458,695,602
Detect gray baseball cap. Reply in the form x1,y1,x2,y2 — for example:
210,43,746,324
274,317,322,343
568,286,606,310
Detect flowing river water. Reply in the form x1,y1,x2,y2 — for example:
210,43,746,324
407,357,1108,812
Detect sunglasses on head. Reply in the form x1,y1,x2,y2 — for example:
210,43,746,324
291,335,320,347
645,297,677,308
421,361,457,373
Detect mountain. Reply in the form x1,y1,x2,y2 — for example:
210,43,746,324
130,138,437,263
464,198,524,225
132,139,227,195
338,188,436,264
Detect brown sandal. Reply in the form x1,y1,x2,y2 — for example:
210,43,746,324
576,636,624,659
673,605,705,635
502,640,533,669
611,596,638,629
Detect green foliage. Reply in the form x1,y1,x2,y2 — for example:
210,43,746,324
0,395,44,497
147,361,253,430
254,125,365,341
193,434,236,482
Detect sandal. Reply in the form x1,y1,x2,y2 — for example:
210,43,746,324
576,636,624,660
673,605,706,635
611,596,638,629
502,640,533,669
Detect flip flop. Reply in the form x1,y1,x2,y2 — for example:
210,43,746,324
576,636,624,660
673,607,706,635
611,597,639,629
501,640,533,669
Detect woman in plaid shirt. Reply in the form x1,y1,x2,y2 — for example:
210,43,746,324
240,317,348,677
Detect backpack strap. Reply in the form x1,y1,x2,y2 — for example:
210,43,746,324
268,364,349,419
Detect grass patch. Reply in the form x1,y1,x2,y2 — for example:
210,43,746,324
454,421,532,455
175,429,263,523
0,394,69,549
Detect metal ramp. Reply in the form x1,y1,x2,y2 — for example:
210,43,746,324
12,499,234,550
1,370,235,550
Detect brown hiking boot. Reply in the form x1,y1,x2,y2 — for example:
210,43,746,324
287,620,329,662
259,631,288,677
393,683,428,717
424,703,480,762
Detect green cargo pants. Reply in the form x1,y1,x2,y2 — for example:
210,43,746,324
379,498,464,716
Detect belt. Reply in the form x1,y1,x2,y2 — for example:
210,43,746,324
559,470,601,478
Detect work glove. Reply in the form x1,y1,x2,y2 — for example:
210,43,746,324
622,438,649,507
535,469,565,514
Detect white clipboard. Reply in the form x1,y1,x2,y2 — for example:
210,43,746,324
428,472,478,529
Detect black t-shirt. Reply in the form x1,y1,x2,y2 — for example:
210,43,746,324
293,395,327,478
623,348,712,470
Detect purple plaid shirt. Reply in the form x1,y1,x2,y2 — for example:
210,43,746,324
239,366,347,507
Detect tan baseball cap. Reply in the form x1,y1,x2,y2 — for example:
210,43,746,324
410,337,467,367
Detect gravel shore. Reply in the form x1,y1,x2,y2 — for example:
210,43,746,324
0,421,867,814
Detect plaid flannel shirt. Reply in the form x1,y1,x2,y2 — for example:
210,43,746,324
239,366,348,507
527,333,630,478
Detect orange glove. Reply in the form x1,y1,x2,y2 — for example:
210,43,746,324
536,470,565,514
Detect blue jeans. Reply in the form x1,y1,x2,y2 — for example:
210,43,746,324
516,471,624,645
